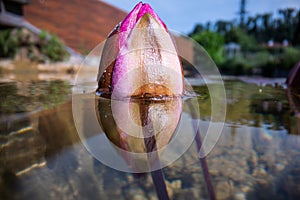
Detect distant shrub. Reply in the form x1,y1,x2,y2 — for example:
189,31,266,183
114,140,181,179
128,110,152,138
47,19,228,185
0,28,69,62
282,47,300,70
246,51,271,68
40,32,69,62
225,28,258,51
0,29,18,58
192,31,225,65
220,55,251,75
220,47,300,77
38,30,47,40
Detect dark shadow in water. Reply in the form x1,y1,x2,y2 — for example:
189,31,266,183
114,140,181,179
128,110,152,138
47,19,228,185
37,101,80,169
0,169,21,200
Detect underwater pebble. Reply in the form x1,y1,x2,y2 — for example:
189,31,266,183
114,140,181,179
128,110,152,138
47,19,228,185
148,193,158,200
170,179,182,189
234,192,246,200
241,185,251,193
165,179,182,198
191,188,201,199
133,194,147,200
166,185,174,199
127,189,146,200
209,169,219,176
275,163,285,172
252,167,267,177
127,175,134,183
216,180,234,200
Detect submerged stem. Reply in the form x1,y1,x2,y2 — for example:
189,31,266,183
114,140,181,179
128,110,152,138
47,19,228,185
150,169,170,200
194,125,216,200
139,101,170,200
188,101,216,200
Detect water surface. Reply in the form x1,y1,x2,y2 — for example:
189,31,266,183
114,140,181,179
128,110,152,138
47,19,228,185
0,74,300,200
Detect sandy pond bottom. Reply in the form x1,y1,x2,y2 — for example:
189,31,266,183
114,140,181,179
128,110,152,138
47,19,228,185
0,70,300,200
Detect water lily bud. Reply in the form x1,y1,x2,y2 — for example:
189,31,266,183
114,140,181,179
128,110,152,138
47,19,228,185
95,3,184,171
96,97,182,154
97,2,183,98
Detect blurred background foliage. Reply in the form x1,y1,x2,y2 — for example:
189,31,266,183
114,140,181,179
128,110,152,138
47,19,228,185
0,28,69,62
190,7,300,77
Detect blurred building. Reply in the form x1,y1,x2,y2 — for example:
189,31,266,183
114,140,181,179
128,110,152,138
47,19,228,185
0,0,195,70
224,42,241,59
0,0,28,28
23,0,127,53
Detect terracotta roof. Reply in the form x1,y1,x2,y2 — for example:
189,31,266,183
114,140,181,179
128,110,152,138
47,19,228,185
24,0,127,53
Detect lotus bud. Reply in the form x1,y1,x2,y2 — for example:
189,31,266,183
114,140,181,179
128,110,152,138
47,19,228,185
97,2,183,98
96,3,184,171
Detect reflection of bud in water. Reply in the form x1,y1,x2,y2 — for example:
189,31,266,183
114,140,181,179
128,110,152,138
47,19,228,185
96,2,184,98
96,96,183,176
96,97,182,153
96,96,183,172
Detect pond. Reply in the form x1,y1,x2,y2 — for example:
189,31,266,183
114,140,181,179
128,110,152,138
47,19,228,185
0,69,300,199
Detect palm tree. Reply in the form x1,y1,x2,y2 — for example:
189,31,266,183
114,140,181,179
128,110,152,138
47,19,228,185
246,16,258,33
215,20,233,35
262,13,273,41
239,0,247,29
279,8,296,42
293,9,300,45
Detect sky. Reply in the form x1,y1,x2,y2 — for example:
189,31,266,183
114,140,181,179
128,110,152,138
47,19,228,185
101,0,300,34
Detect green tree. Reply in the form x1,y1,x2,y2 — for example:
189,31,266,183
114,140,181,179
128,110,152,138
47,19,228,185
191,30,225,64
225,27,257,51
